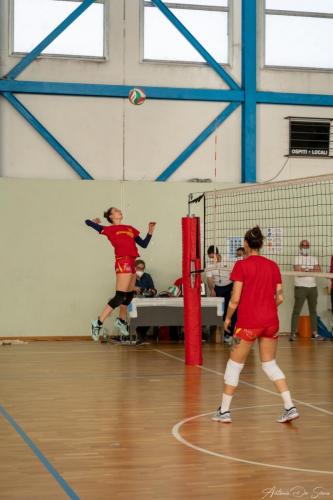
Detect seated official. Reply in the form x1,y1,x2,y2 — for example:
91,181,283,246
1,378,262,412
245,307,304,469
135,260,156,343
206,245,236,343
135,259,157,297
236,247,245,259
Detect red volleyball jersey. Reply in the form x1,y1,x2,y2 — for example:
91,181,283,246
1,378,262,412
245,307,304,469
230,255,282,328
101,224,140,258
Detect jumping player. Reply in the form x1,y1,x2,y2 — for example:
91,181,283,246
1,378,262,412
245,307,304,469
85,207,156,340
212,226,299,424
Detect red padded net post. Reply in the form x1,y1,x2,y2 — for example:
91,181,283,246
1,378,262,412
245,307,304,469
182,216,202,366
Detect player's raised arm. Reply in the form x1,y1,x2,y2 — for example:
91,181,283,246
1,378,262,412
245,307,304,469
85,218,104,233
148,222,156,234
135,222,156,248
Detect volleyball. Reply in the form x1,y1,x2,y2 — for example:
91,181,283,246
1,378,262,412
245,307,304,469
128,88,146,105
168,285,180,297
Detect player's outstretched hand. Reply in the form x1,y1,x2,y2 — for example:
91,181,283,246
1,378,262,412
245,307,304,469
92,218,101,224
148,222,157,234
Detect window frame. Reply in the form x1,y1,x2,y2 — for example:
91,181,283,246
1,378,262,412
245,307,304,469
286,117,333,159
140,0,232,68
9,0,109,62
263,0,333,72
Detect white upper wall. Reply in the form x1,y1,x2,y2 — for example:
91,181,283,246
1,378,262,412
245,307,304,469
258,105,333,182
0,0,332,182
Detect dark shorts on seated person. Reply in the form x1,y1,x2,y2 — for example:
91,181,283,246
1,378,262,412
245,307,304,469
234,325,279,342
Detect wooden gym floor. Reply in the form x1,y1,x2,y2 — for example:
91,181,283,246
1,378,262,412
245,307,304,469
0,338,332,500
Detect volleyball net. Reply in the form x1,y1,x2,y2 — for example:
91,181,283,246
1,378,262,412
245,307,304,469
189,174,333,277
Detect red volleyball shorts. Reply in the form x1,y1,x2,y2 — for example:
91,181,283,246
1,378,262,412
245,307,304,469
115,256,136,274
234,325,279,342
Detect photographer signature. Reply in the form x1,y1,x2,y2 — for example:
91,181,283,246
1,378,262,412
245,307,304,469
262,486,330,499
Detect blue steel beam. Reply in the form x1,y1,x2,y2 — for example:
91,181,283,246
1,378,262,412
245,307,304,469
3,80,333,107
2,92,93,180
257,91,333,107
241,0,256,183
0,80,244,102
156,101,240,181
0,79,333,107
150,0,240,90
5,0,96,80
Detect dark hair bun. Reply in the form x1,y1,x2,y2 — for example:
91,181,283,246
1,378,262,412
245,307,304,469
103,207,114,223
244,225,264,249
207,245,219,255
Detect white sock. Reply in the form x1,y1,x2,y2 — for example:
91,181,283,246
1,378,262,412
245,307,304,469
281,390,293,410
221,393,233,413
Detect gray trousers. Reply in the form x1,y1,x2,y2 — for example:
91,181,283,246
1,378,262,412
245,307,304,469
291,286,318,334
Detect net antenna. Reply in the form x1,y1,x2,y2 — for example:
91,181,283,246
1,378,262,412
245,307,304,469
213,122,218,256
187,192,206,277
212,189,218,257
188,192,204,216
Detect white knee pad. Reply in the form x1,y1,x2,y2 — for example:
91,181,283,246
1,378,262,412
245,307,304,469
224,359,244,387
262,360,285,381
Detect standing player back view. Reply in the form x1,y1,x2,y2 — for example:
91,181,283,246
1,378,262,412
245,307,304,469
212,226,299,424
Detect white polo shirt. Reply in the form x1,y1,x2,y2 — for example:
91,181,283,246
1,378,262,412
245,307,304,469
294,255,318,288
206,258,232,287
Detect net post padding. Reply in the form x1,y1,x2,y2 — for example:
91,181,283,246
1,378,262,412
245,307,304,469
182,216,202,366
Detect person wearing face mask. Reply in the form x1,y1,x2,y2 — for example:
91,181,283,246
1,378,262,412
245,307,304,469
290,240,322,341
134,259,156,297
206,245,236,343
236,247,246,260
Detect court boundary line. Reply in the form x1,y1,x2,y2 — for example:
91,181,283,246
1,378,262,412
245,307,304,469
155,349,333,417
155,349,333,474
172,406,333,475
0,402,79,499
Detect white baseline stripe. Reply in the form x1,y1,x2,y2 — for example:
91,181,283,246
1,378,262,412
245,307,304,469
154,349,333,417
156,349,333,474
171,407,333,475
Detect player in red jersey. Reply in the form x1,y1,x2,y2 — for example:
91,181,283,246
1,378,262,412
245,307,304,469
85,207,156,340
212,226,299,424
